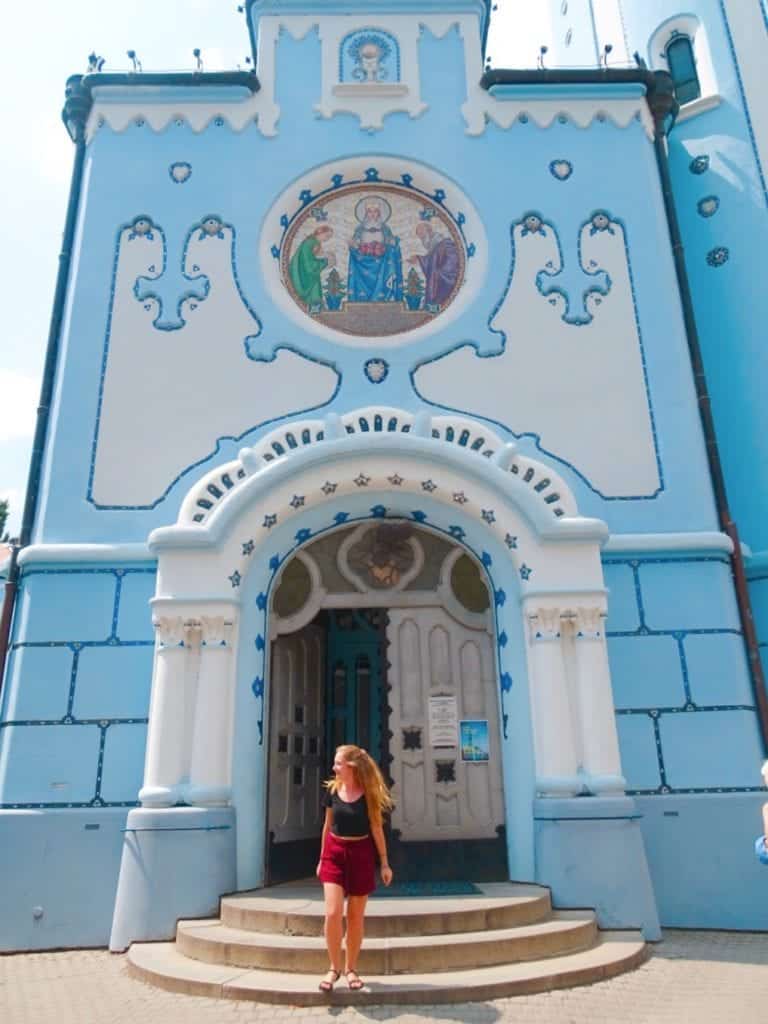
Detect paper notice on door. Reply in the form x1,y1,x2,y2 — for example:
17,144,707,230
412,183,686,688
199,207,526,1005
429,696,458,747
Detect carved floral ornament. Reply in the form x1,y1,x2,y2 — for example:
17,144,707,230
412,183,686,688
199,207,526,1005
527,607,607,642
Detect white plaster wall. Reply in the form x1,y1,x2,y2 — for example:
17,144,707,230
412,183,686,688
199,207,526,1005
91,223,338,507
414,215,661,498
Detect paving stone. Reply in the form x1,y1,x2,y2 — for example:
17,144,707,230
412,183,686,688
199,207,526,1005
1,931,768,1023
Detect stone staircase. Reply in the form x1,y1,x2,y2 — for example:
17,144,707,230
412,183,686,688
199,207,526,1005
126,881,648,1006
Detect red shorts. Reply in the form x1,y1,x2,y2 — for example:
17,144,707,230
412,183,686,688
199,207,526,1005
318,832,376,896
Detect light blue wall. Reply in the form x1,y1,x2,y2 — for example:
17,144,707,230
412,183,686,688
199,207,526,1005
0,565,155,808
36,26,717,545
617,0,768,563
605,554,763,797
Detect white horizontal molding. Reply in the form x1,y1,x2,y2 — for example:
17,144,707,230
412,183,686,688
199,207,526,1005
17,543,154,566
603,531,733,555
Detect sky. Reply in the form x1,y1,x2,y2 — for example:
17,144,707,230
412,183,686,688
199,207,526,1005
0,0,623,538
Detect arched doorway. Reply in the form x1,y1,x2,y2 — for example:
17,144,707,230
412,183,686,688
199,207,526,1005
264,522,507,884
112,405,648,952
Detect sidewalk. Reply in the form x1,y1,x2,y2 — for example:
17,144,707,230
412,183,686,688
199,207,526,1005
1,929,766,1023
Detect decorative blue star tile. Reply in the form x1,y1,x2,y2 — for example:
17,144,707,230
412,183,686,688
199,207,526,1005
371,504,387,518
334,511,350,524
449,525,466,540
295,528,312,543
519,563,532,580
453,492,468,504
411,510,428,522
321,481,338,495
354,474,371,487
495,589,506,607
251,677,264,698
388,474,404,486
421,479,437,492
256,593,267,611
255,635,265,651
228,570,242,588
481,509,496,524
290,495,305,509
269,554,280,572
498,631,508,647
505,534,518,549
242,540,255,556
263,514,278,529
481,551,492,568
501,672,513,692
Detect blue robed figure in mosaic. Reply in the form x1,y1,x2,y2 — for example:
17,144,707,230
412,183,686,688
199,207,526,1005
347,195,403,302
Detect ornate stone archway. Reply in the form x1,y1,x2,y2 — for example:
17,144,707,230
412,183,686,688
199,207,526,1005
110,406,658,950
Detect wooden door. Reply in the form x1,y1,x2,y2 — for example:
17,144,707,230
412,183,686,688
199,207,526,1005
266,623,325,881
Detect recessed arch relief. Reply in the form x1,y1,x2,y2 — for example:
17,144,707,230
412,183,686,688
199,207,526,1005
413,209,663,500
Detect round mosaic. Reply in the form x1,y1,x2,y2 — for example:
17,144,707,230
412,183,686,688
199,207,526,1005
281,183,467,338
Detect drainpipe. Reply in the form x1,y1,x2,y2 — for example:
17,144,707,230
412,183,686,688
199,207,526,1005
0,75,91,697
647,78,768,754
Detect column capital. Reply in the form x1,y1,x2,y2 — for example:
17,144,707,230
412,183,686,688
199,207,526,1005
527,607,562,642
572,606,606,640
153,615,187,648
199,615,234,648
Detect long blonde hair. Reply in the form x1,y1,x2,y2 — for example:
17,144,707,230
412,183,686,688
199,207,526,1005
325,745,394,827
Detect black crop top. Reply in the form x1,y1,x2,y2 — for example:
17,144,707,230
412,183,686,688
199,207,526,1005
324,790,370,837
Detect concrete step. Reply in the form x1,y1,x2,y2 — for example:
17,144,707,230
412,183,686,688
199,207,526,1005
219,881,552,937
127,931,648,1006
176,909,597,974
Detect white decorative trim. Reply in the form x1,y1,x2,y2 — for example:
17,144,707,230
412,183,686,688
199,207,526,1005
179,406,579,530
603,531,733,554
87,84,281,142
17,543,153,565
674,93,722,123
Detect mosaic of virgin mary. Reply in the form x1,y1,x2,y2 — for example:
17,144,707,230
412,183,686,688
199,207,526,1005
281,182,466,338
348,195,403,303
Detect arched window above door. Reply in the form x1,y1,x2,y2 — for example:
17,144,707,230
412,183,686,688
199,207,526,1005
648,15,719,122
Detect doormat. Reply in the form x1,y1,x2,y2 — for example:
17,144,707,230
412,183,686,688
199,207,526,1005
371,881,482,898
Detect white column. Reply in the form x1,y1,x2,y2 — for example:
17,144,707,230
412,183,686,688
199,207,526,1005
526,607,581,796
185,615,236,807
140,616,193,808
570,607,625,794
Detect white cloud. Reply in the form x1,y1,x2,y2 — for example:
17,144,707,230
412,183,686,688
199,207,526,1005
0,370,39,443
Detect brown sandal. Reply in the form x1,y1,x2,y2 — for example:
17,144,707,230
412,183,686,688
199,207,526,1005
345,969,365,991
318,968,341,992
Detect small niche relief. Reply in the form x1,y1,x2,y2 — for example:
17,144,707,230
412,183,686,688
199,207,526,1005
294,705,305,725
278,735,288,753
293,765,304,786
294,736,304,755
340,30,400,84
309,736,319,755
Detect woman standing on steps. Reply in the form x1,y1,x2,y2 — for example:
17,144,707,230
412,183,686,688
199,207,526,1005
316,744,394,993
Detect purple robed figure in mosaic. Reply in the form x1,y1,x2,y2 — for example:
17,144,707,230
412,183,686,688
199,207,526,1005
410,220,461,310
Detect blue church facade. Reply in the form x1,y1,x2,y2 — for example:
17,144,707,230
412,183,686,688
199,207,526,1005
1,0,767,952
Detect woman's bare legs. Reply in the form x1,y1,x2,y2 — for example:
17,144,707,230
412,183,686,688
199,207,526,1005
321,883,345,987
345,893,368,986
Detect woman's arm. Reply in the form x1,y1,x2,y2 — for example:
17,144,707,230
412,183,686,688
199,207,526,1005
371,820,393,886
316,807,333,877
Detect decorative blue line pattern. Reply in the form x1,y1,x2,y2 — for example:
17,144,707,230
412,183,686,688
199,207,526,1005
413,209,665,503
86,210,339,511
605,555,759,796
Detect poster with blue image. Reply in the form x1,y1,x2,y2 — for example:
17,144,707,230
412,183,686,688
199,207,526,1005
460,720,489,762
